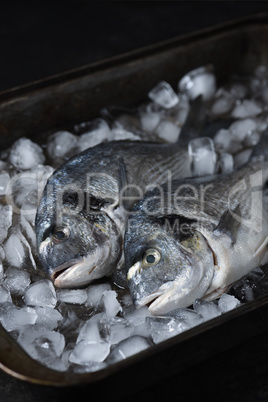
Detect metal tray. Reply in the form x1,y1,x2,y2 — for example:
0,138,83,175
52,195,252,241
1,12,268,400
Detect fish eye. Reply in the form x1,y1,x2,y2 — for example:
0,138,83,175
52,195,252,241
142,249,161,268
52,226,70,243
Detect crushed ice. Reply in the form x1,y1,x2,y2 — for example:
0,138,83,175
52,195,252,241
0,65,268,372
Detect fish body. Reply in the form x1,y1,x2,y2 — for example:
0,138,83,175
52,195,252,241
36,140,191,287
124,159,268,314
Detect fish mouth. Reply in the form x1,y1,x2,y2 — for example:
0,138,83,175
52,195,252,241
134,282,173,313
50,257,89,287
50,244,112,288
127,261,174,313
50,257,99,288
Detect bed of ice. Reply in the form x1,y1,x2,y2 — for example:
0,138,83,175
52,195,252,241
1,64,268,373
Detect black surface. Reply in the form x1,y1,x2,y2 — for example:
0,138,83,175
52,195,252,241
1,1,268,93
1,2,268,401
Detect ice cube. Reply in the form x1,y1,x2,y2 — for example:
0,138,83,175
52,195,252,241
71,361,107,373
9,175,37,210
0,172,10,196
0,246,5,261
148,81,179,109
0,161,10,170
125,306,152,326
231,99,262,118
110,127,141,141
228,267,266,302
213,129,232,151
0,303,37,331
167,308,203,329
9,138,45,170
45,357,69,372
7,168,49,213
193,299,221,321
244,130,261,147
57,289,87,305
218,153,234,173
24,280,57,308
100,290,122,318
229,83,248,99
17,230,36,270
107,336,151,363
218,294,240,313
233,280,255,302
0,205,12,244
4,233,25,268
188,137,217,176
86,283,112,308
140,106,162,132
230,118,258,142
0,262,3,280
171,93,190,126
20,204,37,226
234,148,252,168
3,267,31,296
20,214,36,247
74,117,108,134
76,313,104,344
213,129,242,154
154,119,180,142
178,66,216,101
146,316,187,344
210,91,235,116
57,305,80,338
69,340,110,365
34,306,63,330
32,164,54,202
109,317,133,345
47,131,78,161
125,306,152,338
18,326,65,363
0,285,12,303
77,119,110,151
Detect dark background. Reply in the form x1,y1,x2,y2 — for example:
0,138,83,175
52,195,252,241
2,1,268,93
1,2,268,401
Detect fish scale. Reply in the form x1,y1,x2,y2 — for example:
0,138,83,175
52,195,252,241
124,155,268,314
35,140,191,288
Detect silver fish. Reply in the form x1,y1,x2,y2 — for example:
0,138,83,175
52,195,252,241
124,153,268,315
35,140,191,288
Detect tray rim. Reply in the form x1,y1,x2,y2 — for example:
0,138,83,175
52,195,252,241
1,293,268,387
0,12,267,101
1,11,268,388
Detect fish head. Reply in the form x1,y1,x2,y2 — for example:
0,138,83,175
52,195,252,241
36,196,121,288
124,215,215,315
